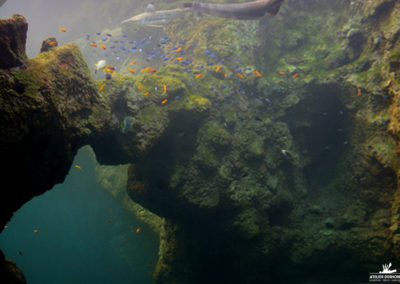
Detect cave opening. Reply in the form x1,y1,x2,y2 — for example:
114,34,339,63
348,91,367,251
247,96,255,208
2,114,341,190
285,84,350,186
0,147,159,284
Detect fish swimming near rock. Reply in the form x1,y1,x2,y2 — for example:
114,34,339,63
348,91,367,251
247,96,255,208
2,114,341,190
122,116,134,133
94,60,106,74
183,0,285,20
121,8,191,27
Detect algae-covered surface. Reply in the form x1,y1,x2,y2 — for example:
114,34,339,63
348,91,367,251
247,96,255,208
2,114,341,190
1,0,400,283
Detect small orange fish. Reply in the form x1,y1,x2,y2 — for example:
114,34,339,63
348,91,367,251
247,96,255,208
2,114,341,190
163,85,167,93
128,68,135,74
99,44,106,50
141,67,151,73
49,41,57,46
175,47,182,52
292,72,299,79
99,84,105,91
59,27,67,32
161,99,168,105
130,60,136,65
149,69,157,74
357,88,361,96
74,165,81,170
89,42,98,47
215,66,222,72
236,73,244,79
137,84,142,90
253,71,262,77
136,227,140,233
278,71,286,75
195,73,203,79
175,57,184,61
224,73,228,78
33,229,38,233
144,92,150,96
111,71,117,77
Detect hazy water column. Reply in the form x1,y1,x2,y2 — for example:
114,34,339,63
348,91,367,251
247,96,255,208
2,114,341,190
0,147,158,283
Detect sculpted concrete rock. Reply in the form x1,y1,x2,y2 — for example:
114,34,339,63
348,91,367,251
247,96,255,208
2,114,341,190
0,15,28,69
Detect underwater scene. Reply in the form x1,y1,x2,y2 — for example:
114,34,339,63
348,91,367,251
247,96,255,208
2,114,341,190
0,0,400,283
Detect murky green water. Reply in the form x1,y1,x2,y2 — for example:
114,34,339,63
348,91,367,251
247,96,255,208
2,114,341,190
0,148,158,284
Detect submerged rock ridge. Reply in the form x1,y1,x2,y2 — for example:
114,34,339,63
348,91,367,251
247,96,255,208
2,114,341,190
0,15,108,229
1,0,400,283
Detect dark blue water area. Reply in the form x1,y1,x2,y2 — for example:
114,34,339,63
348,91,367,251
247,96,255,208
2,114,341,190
0,147,158,283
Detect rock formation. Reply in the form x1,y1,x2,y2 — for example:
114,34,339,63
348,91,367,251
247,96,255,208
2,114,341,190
1,0,400,283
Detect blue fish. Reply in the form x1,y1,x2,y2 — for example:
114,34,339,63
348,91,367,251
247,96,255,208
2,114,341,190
102,37,108,41
96,32,101,35
85,34,90,40
172,46,179,50
122,34,128,38
122,116,134,133
204,49,211,55
105,73,112,80
106,33,112,37
179,40,186,45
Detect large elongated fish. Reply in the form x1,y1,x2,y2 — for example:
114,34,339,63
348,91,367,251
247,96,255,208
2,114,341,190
183,0,285,19
121,8,190,27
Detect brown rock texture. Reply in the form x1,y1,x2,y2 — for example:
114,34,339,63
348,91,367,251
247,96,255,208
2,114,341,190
0,15,28,69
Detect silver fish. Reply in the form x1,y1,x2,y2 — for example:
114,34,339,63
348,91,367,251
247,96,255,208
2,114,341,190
183,0,285,20
121,8,191,27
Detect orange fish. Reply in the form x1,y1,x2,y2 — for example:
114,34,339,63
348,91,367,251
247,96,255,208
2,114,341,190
292,72,299,79
357,88,361,96
175,57,184,61
253,71,262,77
99,84,105,91
111,71,117,77
141,67,151,73
59,27,67,32
130,60,136,65
161,99,168,105
128,68,135,74
149,68,157,74
137,84,142,90
33,229,38,233
236,73,244,79
144,92,150,96
49,41,57,46
175,47,182,52
89,42,98,47
195,73,203,79
163,85,167,93
74,165,81,170
99,44,106,50
224,73,228,78
278,71,286,75
136,227,140,233
215,66,222,72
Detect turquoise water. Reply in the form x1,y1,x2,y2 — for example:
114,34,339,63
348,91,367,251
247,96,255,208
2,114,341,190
0,148,158,283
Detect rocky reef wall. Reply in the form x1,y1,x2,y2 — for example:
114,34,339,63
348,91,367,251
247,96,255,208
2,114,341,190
1,0,400,283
